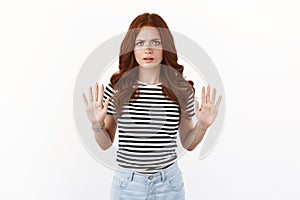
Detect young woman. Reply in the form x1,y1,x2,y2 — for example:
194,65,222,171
82,13,222,200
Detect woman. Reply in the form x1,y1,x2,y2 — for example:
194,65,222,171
82,13,222,200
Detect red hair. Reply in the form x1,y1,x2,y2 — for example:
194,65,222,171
110,13,195,120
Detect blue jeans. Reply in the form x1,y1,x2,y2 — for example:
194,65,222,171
110,162,186,200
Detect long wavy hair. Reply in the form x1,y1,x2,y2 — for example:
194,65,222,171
110,13,195,121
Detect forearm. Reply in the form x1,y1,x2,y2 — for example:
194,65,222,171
93,121,113,150
183,123,208,151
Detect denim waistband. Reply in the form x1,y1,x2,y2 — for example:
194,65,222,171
114,162,180,183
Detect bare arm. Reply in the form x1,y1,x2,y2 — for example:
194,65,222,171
179,117,208,151
82,82,118,151
179,85,222,151
93,115,117,150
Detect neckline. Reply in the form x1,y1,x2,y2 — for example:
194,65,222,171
137,80,162,86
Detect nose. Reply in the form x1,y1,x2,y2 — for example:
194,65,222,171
144,47,152,55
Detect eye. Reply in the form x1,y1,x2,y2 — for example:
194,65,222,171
152,40,161,46
136,41,144,47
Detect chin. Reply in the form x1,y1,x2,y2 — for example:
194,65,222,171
139,63,161,69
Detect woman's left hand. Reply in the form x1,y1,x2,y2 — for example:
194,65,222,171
195,85,222,130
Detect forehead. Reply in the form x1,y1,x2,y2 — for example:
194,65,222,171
136,27,161,40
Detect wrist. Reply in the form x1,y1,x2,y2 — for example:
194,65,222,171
92,120,104,128
196,122,209,132
92,121,105,132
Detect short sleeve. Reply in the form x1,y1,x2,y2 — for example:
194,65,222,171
184,92,195,118
102,83,116,115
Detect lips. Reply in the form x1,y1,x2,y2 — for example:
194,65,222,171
143,57,154,63
143,57,154,60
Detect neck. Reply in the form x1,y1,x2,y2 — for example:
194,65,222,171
138,66,161,84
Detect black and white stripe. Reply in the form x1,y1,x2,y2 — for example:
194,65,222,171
103,81,195,173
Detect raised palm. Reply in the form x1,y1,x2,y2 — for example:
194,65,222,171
82,82,110,126
195,85,222,129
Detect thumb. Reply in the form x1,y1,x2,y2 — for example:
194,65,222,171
103,97,111,110
195,99,199,111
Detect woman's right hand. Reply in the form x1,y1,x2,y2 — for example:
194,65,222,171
82,82,110,127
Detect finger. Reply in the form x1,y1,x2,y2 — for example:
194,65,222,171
103,97,111,110
82,92,89,107
89,86,93,103
100,84,104,105
211,88,216,104
201,86,205,107
195,99,199,111
94,82,98,102
214,95,222,111
206,85,210,103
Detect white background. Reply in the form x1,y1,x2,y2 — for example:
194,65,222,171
1,0,300,199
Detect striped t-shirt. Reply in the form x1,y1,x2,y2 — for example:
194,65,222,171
103,80,195,173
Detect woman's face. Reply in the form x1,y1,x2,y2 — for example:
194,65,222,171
134,26,163,69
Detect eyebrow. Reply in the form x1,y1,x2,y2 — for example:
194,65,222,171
135,38,161,41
